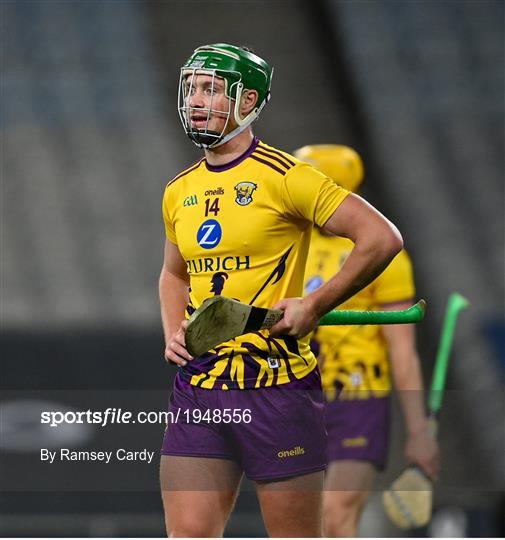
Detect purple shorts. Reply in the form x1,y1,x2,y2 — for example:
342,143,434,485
161,368,327,481
325,396,390,470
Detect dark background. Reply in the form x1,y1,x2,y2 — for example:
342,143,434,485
1,0,504,536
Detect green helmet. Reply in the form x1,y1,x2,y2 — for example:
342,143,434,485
178,43,273,148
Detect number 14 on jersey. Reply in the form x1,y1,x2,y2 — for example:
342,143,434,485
205,198,221,216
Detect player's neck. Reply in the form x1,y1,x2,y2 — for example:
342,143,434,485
204,129,255,166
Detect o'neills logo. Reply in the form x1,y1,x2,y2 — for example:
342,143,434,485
342,436,368,448
277,446,305,458
205,187,224,196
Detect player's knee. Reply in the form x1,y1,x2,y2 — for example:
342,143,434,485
323,492,364,537
168,526,222,538
167,519,223,538
323,511,358,537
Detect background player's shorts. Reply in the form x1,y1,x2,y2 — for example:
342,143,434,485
162,368,327,481
325,396,390,470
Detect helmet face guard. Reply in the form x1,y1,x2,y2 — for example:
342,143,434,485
178,44,273,149
178,68,238,148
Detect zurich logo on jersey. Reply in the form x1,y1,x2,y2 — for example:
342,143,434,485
197,219,222,249
304,276,324,294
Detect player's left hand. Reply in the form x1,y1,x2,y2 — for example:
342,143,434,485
405,425,440,482
269,297,319,338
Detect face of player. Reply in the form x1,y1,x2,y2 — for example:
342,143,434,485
182,73,236,136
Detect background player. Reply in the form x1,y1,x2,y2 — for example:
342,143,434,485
159,44,404,537
295,144,440,537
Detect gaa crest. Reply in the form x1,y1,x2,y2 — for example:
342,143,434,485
234,181,257,206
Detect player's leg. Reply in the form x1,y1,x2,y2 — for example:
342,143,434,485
255,470,324,537
225,368,327,536
160,374,242,536
160,455,242,537
323,460,376,537
323,395,390,537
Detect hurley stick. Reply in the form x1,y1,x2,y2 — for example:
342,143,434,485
383,292,469,529
185,297,426,357
428,292,470,425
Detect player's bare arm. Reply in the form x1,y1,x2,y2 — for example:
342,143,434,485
381,303,440,481
270,193,403,337
159,238,192,366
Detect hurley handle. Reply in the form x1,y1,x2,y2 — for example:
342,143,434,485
427,293,469,415
318,300,426,326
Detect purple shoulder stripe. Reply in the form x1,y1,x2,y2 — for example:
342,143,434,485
257,143,296,166
253,149,292,170
250,155,286,176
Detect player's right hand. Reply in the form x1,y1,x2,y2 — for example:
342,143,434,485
269,297,319,338
405,425,440,482
164,320,193,366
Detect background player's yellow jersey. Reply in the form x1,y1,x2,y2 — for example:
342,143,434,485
305,229,415,401
162,137,349,390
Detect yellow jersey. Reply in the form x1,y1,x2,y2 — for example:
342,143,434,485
162,137,349,390
305,229,415,400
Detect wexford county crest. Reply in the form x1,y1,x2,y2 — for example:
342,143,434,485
234,181,257,206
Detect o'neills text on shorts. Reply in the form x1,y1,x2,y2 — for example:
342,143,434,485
277,446,305,458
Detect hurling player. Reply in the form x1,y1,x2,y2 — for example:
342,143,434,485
296,144,440,537
159,44,403,537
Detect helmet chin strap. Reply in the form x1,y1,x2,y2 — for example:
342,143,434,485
187,123,251,149
205,88,269,149
208,116,255,148
187,129,222,147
